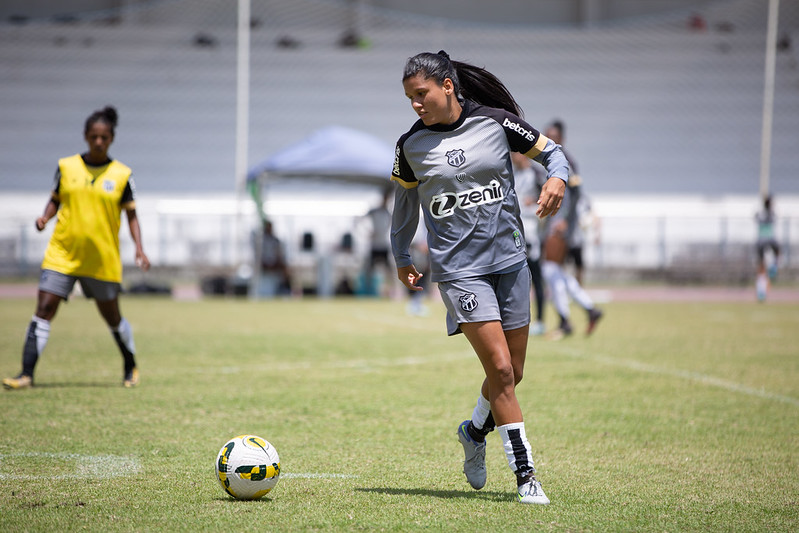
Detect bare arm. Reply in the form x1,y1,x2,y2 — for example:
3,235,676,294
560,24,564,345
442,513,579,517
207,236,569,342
397,264,424,292
35,198,59,231
126,208,150,271
536,177,566,219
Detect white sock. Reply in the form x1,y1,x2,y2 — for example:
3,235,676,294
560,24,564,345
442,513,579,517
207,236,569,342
471,394,492,430
22,316,51,376
30,316,51,354
543,261,570,319
498,422,535,478
756,273,768,296
112,317,136,354
565,273,594,310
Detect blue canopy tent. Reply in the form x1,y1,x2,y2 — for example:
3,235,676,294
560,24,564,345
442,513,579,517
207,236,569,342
247,125,394,205
245,126,395,297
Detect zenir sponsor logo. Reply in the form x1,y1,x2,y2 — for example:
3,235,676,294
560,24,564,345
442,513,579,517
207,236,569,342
429,179,504,219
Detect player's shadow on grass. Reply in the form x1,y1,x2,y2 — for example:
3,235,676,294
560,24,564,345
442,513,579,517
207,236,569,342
32,382,119,389
356,487,510,502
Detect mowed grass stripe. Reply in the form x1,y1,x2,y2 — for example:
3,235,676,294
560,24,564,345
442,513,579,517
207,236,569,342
0,296,797,532
550,344,799,407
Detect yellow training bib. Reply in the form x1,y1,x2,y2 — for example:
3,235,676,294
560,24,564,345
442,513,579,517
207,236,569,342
41,154,133,283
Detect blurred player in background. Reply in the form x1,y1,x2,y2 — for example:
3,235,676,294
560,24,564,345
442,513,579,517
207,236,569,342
544,120,586,283
511,152,546,335
391,51,568,505
363,188,393,296
3,106,149,390
755,195,780,301
541,219,603,339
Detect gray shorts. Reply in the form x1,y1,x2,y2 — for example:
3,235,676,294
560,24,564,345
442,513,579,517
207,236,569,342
39,269,121,302
438,264,531,336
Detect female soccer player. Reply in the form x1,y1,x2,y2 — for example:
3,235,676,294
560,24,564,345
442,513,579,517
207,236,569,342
3,106,149,390
391,51,568,504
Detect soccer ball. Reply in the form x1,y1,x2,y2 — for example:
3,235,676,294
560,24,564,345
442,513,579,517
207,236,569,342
215,434,281,500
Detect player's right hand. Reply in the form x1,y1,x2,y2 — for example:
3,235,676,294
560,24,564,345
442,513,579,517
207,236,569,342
397,264,424,292
536,177,565,218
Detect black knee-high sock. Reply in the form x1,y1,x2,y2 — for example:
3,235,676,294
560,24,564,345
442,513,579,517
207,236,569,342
111,318,137,374
112,332,136,374
22,317,50,378
483,412,496,433
467,412,496,442
22,322,40,377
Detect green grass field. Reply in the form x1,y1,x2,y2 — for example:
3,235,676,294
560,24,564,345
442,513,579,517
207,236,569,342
1,294,797,531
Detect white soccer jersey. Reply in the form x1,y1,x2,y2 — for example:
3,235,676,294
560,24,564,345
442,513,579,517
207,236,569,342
391,100,569,282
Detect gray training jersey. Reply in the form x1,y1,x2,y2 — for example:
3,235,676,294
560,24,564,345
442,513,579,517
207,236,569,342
391,100,569,282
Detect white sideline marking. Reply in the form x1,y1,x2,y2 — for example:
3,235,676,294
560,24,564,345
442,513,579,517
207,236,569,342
209,338,798,407
282,473,357,479
0,452,142,479
554,345,799,407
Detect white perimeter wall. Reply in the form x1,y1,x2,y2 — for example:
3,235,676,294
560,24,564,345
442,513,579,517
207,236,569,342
1,192,797,277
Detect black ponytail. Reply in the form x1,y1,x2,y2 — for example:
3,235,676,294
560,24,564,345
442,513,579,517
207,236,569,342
84,105,118,135
402,51,523,117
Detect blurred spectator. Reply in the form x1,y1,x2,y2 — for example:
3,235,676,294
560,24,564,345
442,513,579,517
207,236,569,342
776,33,791,53
755,195,780,301
362,189,393,296
335,232,357,296
687,13,707,32
253,220,290,297
192,32,218,48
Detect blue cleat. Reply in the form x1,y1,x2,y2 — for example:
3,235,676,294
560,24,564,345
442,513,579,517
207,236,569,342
457,420,486,490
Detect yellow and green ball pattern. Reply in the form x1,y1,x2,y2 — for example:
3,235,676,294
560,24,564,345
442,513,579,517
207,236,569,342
215,434,281,500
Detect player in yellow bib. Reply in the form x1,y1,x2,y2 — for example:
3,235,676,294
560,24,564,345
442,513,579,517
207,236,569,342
3,106,150,390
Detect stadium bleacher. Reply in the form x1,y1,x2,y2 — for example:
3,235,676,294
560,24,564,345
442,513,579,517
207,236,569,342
0,0,797,279
0,0,797,195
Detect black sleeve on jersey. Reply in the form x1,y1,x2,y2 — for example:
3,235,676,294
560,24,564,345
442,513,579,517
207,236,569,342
391,131,419,189
120,177,136,207
50,167,62,204
502,111,541,154
472,105,541,154
52,168,61,193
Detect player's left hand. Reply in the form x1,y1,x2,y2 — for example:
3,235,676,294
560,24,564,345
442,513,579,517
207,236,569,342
536,177,566,218
135,251,151,272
